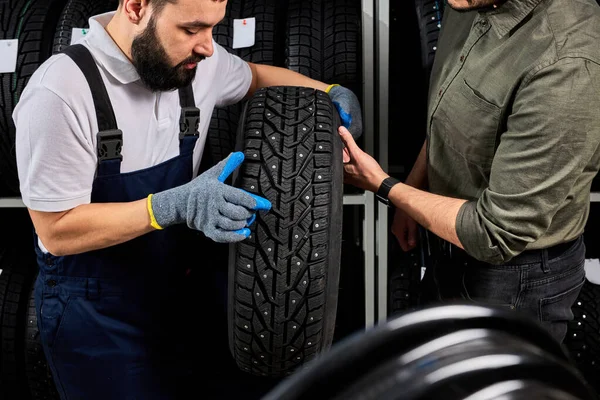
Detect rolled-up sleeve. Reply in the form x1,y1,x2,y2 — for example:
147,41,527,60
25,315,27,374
456,58,600,264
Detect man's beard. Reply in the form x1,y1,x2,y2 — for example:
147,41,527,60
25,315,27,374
131,16,204,92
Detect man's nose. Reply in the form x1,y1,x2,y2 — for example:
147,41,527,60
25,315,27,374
194,31,214,58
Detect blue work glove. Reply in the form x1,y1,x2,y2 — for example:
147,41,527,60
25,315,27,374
326,84,363,140
147,152,271,243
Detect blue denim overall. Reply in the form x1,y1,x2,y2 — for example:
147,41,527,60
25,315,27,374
32,44,209,399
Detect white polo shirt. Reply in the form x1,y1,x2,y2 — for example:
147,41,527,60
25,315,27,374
13,11,252,213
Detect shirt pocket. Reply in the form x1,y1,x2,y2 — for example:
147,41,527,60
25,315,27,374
436,79,501,169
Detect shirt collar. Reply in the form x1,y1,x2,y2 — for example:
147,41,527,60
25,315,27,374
483,0,546,38
84,11,140,84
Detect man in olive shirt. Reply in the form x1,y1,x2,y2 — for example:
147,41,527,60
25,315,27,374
338,0,600,342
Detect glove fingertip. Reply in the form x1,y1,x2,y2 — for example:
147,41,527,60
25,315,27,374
253,195,272,211
234,228,251,238
333,101,352,129
218,152,246,183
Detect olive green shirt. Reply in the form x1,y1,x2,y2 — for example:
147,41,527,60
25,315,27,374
427,0,600,264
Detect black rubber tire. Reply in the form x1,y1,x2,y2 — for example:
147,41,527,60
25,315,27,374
262,303,582,400
0,252,37,399
563,280,600,397
24,272,59,400
213,0,286,65
208,0,286,165
387,227,426,316
0,0,68,195
333,331,592,400
228,86,344,378
414,0,446,73
285,0,362,99
52,0,118,54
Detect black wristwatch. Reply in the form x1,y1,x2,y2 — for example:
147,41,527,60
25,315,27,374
376,177,401,207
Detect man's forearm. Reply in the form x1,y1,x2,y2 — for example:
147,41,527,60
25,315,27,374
30,199,154,256
246,62,329,97
404,140,428,189
388,183,467,248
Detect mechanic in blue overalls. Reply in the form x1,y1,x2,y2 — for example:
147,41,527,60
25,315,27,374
13,0,363,398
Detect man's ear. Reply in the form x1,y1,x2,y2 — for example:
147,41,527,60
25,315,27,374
122,0,150,24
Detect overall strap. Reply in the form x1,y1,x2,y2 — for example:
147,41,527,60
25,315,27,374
177,84,200,155
62,44,122,176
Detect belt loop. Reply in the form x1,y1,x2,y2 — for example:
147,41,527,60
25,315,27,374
86,278,100,300
541,248,550,273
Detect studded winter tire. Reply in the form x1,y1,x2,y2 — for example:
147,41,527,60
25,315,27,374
228,86,344,378
0,0,68,195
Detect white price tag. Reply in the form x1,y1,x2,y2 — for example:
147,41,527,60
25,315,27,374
585,259,600,285
0,40,18,73
70,28,90,45
232,17,256,49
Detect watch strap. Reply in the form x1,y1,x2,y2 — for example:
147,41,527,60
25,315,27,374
376,177,401,206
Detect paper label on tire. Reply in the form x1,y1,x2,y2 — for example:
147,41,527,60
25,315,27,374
232,18,256,49
70,28,90,45
585,259,600,285
0,40,18,73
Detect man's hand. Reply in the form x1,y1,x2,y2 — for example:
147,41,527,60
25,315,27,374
338,126,388,192
391,208,420,252
148,152,271,243
327,85,363,140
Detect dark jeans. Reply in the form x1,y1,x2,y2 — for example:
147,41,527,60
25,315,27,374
421,235,586,343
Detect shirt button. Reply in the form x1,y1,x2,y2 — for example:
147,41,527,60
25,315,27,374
480,19,489,27
47,279,57,288
460,55,465,62
439,89,443,96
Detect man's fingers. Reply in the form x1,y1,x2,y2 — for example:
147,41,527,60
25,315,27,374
407,221,419,247
220,202,254,221
343,147,351,163
338,126,360,155
217,152,245,183
216,216,247,231
210,228,250,243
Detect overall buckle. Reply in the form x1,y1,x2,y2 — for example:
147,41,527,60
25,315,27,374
179,107,200,140
97,130,123,161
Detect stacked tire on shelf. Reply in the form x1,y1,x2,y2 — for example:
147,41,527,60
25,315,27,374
388,0,446,316
0,0,117,398
0,0,68,196
0,210,39,400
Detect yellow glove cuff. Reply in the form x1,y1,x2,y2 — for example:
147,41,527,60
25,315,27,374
325,84,340,94
147,194,164,230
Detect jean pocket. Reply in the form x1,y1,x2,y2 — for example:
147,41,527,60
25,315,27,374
461,264,521,308
539,275,585,324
